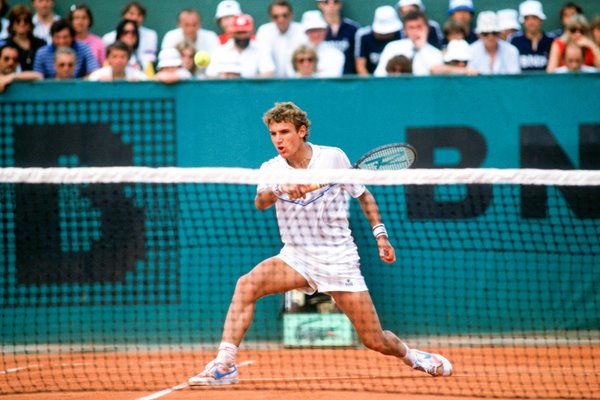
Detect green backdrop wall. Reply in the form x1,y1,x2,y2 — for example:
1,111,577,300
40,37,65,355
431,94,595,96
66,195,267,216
47,0,600,46
1,75,599,345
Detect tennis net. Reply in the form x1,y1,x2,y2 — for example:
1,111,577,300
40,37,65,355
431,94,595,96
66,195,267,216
1,167,599,398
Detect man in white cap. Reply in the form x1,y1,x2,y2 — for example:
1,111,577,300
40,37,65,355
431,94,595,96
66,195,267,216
396,0,443,49
447,0,477,44
255,0,306,77
299,10,344,77
374,10,443,77
468,11,520,74
509,1,553,71
206,14,275,78
214,0,242,44
355,6,402,75
160,8,219,57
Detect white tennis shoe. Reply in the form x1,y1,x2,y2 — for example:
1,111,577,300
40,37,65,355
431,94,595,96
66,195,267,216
411,349,453,377
188,360,239,385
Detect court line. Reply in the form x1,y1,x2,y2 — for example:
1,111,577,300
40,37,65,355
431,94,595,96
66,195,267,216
136,360,256,400
0,364,39,374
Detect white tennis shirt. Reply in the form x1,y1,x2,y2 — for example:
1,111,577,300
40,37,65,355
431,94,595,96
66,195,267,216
258,143,366,264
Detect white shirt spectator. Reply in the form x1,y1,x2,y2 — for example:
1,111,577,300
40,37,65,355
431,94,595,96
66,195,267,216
102,26,158,64
255,21,307,77
313,42,345,78
0,18,9,39
374,38,443,76
32,14,61,44
161,27,219,54
88,66,149,81
206,39,274,78
468,39,521,74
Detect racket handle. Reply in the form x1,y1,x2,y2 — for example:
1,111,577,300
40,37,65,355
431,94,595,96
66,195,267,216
307,183,328,192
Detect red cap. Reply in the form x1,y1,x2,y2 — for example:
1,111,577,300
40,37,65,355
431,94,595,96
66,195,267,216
229,13,254,33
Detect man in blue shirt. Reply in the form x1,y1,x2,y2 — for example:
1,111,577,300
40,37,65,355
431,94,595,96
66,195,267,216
33,18,99,78
510,1,553,72
317,0,360,75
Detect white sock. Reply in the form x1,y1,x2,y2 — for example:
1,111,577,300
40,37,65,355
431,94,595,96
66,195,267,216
401,343,417,367
216,342,238,366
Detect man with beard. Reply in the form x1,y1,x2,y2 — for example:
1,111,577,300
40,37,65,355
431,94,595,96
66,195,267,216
206,13,274,78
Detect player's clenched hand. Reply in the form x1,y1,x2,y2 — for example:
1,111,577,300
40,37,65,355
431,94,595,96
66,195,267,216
280,184,317,200
377,236,396,264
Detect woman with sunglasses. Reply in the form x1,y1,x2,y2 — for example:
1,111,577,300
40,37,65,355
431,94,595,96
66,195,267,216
291,45,318,77
114,19,145,72
546,14,600,72
5,4,47,70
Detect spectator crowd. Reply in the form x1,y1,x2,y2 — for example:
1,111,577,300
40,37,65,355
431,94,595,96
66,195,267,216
1,0,599,91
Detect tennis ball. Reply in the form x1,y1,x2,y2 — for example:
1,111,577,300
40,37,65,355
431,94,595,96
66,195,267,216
194,51,211,67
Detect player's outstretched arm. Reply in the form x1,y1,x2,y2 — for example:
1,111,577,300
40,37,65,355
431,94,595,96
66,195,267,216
358,189,396,264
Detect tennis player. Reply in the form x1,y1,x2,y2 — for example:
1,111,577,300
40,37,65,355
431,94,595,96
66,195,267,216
188,102,453,385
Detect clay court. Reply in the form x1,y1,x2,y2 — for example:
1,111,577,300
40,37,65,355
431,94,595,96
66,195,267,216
2,345,599,400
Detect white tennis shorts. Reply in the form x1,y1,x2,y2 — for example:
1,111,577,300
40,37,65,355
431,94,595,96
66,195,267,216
276,245,368,295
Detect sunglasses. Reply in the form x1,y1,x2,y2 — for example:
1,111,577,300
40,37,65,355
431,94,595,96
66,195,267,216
296,57,315,63
15,19,30,25
481,32,497,36
271,13,289,20
569,27,585,34
122,29,137,35
317,0,342,4
1,56,19,62
57,62,75,67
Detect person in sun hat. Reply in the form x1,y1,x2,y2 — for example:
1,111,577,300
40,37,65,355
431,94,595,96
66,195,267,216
431,38,478,75
509,1,554,71
355,5,402,75
468,11,520,74
496,9,520,41
153,46,192,83
214,0,242,44
297,9,344,77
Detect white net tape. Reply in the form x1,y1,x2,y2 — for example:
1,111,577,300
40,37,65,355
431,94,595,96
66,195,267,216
1,167,600,186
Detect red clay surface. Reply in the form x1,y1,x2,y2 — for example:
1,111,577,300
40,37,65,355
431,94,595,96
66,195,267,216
2,346,599,399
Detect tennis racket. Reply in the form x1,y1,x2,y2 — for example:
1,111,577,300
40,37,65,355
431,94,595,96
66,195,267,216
278,144,417,202
352,143,417,170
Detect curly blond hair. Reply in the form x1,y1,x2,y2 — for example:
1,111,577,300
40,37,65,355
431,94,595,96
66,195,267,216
262,102,311,141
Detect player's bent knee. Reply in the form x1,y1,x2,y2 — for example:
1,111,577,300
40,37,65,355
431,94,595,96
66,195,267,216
235,274,260,300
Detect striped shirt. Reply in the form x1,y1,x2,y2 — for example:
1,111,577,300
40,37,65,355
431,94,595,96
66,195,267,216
33,41,100,78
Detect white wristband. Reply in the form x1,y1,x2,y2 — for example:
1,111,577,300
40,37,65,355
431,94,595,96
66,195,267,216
372,223,388,239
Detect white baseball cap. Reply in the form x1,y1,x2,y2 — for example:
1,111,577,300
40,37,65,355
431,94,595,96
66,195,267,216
215,0,241,20
372,6,403,35
157,48,182,69
475,11,499,34
397,0,425,11
444,39,472,62
519,0,546,23
448,0,474,14
301,10,328,32
497,9,521,31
